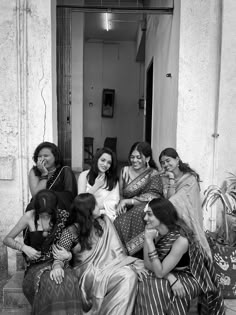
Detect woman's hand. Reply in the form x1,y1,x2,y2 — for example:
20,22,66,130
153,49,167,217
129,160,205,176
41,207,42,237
144,228,159,242
136,268,150,281
50,267,64,284
159,170,175,180
52,244,71,261
116,199,127,216
171,279,186,298
36,157,48,176
22,245,41,260
94,174,106,190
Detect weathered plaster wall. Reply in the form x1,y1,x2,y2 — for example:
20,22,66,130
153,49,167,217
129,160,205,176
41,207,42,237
0,0,19,275
145,0,180,163
216,0,236,186
177,0,236,229
0,0,55,274
177,0,221,194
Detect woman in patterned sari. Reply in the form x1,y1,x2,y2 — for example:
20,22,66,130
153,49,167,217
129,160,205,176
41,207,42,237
134,198,225,315
159,147,211,256
26,141,77,212
114,142,163,256
3,190,81,315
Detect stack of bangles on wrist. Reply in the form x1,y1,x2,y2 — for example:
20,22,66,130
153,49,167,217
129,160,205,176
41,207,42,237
148,249,159,261
40,174,48,180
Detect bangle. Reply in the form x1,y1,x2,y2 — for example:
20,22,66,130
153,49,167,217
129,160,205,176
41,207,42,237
169,177,175,181
40,175,48,180
170,278,179,288
148,250,157,256
149,254,159,261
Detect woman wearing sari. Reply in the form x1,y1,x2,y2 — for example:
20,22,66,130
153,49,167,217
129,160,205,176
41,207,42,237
159,147,211,256
78,147,119,221
50,193,146,315
134,198,225,315
3,190,81,315
113,142,163,256
26,141,77,212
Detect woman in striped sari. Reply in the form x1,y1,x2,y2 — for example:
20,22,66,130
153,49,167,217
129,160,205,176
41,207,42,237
134,198,225,315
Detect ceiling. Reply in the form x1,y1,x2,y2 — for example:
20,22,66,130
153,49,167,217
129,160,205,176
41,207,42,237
57,0,173,42
84,12,143,42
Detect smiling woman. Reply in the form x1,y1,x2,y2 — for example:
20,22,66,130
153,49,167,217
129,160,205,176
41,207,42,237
134,198,225,315
159,147,211,257
26,142,77,212
77,147,119,221
113,142,163,256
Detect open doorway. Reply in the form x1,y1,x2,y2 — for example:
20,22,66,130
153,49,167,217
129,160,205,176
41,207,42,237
56,2,174,169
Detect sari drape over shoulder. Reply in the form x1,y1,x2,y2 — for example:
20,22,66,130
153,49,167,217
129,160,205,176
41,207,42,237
134,229,225,315
26,166,78,212
114,168,162,255
22,209,81,315
167,173,211,256
85,176,120,221
58,216,138,315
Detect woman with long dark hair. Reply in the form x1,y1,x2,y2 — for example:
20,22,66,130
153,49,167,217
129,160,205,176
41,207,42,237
113,141,163,256
50,193,145,315
3,190,80,314
159,147,210,255
77,147,119,221
134,198,225,315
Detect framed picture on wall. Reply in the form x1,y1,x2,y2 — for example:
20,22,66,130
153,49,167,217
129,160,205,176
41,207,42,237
102,89,115,118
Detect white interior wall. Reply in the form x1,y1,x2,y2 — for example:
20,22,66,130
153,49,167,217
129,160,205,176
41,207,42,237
83,41,144,161
145,2,180,163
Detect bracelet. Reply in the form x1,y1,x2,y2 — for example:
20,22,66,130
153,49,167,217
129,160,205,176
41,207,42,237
149,254,159,261
40,175,48,180
170,278,179,288
148,249,157,256
169,178,175,181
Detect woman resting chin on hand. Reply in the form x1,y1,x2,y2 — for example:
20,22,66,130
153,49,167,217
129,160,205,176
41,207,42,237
133,198,225,315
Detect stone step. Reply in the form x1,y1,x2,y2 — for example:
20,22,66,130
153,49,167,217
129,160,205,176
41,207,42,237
0,308,31,315
2,271,30,311
225,299,236,314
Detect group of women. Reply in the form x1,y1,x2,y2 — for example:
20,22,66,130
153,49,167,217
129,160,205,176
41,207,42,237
3,140,225,314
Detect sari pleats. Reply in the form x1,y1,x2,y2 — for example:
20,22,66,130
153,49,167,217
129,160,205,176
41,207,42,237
134,229,225,315
32,269,82,315
114,168,162,255
134,272,200,315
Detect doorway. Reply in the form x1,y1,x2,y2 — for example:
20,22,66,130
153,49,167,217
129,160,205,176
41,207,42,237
145,60,153,144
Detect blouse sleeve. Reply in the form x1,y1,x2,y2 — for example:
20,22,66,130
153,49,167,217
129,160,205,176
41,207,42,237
62,166,78,198
57,228,75,251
